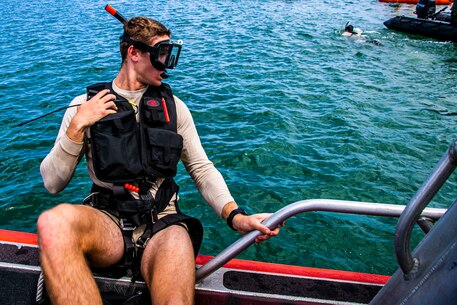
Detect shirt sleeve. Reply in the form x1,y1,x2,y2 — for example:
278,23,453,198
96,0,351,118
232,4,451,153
175,96,234,216
40,94,86,194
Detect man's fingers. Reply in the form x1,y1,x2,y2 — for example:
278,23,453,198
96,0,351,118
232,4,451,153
103,93,117,103
105,100,118,111
91,90,116,104
92,89,111,100
256,223,271,235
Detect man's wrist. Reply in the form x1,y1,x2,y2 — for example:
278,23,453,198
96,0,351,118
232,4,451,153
67,116,87,143
226,208,247,231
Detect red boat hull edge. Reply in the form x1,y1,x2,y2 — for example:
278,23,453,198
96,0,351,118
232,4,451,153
0,229,38,245
379,0,451,4
0,229,389,305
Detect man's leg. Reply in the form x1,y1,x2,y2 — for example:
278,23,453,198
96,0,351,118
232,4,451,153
141,225,196,305
37,204,125,305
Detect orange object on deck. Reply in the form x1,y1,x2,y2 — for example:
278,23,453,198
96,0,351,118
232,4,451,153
379,0,451,4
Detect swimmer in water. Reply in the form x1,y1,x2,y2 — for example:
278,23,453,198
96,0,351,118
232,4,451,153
343,23,362,36
342,22,383,46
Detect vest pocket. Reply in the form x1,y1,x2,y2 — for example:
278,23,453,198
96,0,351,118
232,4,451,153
90,110,143,182
142,98,166,125
144,128,183,178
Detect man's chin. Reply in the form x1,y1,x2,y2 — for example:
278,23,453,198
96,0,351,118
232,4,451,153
149,79,162,87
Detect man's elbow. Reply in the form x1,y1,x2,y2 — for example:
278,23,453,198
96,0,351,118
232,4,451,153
42,180,61,194
40,166,63,194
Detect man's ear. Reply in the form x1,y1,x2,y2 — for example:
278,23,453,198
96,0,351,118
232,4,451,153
127,45,140,62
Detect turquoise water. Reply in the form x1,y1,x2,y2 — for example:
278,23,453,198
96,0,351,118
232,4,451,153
1,0,457,276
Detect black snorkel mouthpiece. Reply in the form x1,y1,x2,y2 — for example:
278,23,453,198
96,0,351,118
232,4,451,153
161,70,169,79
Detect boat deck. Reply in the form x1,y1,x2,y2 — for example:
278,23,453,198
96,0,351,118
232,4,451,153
0,230,388,305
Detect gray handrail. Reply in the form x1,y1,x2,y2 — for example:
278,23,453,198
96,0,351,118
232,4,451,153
395,139,457,276
195,199,446,282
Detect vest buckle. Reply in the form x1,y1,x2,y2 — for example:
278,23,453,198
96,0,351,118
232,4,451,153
82,192,100,206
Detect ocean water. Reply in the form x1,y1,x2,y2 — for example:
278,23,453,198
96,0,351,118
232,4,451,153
1,0,456,276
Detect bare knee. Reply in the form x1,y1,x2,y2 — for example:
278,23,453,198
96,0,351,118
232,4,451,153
37,204,83,252
147,225,193,257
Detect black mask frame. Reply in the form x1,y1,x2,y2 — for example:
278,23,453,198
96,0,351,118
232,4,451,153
120,33,182,71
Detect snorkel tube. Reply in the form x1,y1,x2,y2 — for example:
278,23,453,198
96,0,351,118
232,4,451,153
344,21,353,33
105,4,128,24
105,4,170,79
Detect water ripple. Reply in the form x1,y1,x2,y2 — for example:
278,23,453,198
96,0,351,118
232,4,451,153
0,0,456,275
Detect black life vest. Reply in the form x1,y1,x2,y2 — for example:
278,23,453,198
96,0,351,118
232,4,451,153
83,82,203,280
87,82,182,184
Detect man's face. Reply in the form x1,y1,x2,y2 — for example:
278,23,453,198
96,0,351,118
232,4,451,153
136,35,170,87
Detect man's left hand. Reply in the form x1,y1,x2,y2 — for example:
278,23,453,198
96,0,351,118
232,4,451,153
232,213,283,243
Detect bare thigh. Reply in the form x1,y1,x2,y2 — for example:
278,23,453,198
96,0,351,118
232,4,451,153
37,204,125,267
140,225,195,301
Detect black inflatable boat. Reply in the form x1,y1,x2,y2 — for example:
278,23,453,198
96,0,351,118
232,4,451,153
384,15,457,42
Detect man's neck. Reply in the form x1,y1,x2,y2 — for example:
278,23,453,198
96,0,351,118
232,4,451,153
114,66,147,91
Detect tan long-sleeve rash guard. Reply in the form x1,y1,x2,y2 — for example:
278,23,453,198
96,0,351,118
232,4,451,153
40,82,234,217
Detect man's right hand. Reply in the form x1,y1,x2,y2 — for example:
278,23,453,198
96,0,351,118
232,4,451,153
66,89,118,142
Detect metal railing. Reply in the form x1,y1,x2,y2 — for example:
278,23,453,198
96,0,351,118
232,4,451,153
195,199,446,282
395,139,457,276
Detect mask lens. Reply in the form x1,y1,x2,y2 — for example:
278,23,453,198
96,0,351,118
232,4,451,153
158,45,170,65
166,46,180,68
153,41,182,69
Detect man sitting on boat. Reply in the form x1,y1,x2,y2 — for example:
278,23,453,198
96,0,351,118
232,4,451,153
37,6,281,305
416,0,437,19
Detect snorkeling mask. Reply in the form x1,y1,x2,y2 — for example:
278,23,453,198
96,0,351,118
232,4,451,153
344,22,354,33
105,5,182,76
120,33,182,71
